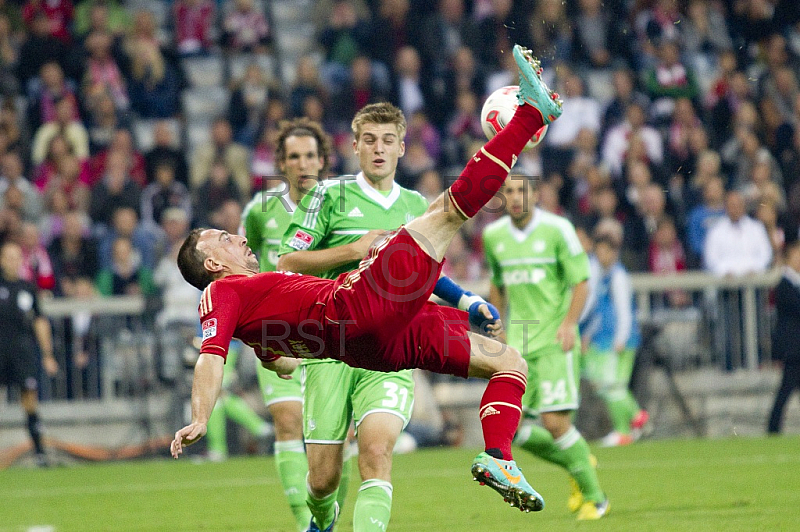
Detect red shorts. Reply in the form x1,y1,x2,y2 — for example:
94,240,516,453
324,227,472,378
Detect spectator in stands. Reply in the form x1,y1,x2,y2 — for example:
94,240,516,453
140,162,191,228
0,151,43,221
17,10,65,90
153,207,197,329
709,70,752,147
0,13,20,96
289,56,327,118
442,46,484,107
47,209,98,296
31,97,89,165
739,159,786,213
73,0,130,38
44,154,90,213
415,168,443,204
474,0,531,70
173,0,215,57
767,240,800,434
603,68,650,136
686,175,726,267
602,101,663,177
704,190,772,275
365,0,414,70
144,121,187,185
16,221,56,291
546,73,602,154
192,159,241,227
190,117,250,195
97,205,155,270
95,235,154,296
643,39,701,121
82,30,128,112
28,61,78,132
222,0,271,53
416,0,477,78
90,129,146,187
85,89,128,154
37,187,69,245
581,185,620,232
393,46,427,119
330,54,393,126
755,198,796,262
126,37,180,119
666,98,702,174
208,197,242,235
725,128,783,191
681,0,732,70
539,179,565,216
445,90,483,165
318,0,370,85
571,0,630,69
23,0,73,44
528,0,571,67
406,110,441,164
228,63,271,146
632,0,681,67
89,150,141,226
649,215,686,276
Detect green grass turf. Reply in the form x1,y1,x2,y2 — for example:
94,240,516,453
2,436,800,531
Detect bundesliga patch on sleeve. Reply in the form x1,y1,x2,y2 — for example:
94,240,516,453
289,229,314,250
202,318,217,340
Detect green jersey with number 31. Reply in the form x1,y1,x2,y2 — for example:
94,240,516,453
483,209,590,357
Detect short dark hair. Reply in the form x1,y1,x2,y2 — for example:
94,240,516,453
275,117,331,175
177,228,214,290
594,233,621,250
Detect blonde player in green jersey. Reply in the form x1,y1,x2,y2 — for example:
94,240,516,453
239,118,331,532
483,176,609,520
277,103,429,532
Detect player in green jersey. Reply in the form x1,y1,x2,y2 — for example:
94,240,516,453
483,176,609,520
277,103,428,532
239,118,330,531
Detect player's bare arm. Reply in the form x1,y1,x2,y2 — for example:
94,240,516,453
556,280,589,352
262,356,302,378
33,316,58,376
277,229,388,275
171,353,224,458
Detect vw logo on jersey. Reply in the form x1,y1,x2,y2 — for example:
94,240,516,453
532,240,546,253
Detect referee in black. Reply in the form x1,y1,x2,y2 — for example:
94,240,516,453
0,241,57,465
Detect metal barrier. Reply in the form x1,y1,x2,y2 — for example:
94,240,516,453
460,269,782,372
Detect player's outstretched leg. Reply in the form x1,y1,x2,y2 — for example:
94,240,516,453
466,332,544,512
405,44,562,263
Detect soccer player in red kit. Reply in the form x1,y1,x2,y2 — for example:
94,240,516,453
171,45,562,516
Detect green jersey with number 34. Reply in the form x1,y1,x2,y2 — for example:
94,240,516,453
483,209,589,357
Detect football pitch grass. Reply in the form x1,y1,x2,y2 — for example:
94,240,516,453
2,436,799,531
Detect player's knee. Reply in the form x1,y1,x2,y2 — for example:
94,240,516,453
307,469,341,498
501,345,527,375
270,407,303,440
358,442,393,478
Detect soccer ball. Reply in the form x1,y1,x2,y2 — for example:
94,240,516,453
480,85,548,150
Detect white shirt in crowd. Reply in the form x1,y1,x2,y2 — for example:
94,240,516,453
703,215,772,276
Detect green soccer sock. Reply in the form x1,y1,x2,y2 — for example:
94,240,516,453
205,401,228,457
516,424,605,503
604,388,640,435
353,480,393,532
274,440,311,532
337,451,354,512
222,394,270,436
307,484,339,530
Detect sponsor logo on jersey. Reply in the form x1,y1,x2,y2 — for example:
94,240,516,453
289,229,314,250
502,268,546,286
202,318,217,340
265,218,278,229
348,206,364,217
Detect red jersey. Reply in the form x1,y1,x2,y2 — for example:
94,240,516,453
199,271,335,363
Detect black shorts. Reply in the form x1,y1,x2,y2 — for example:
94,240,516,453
0,340,39,391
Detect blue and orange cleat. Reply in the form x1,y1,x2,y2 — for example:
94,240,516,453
471,452,545,512
512,44,563,124
307,502,339,532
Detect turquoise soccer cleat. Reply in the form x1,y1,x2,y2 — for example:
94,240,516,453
471,452,545,512
512,44,563,124
307,502,339,532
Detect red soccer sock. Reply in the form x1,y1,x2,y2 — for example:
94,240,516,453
479,370,527,461
448,104,545,218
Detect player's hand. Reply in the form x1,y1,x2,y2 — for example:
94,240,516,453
468,301,502,337
170,422,207,459
351,230,390,260
263,357,301,379
43,355,59,376
556,321,577,352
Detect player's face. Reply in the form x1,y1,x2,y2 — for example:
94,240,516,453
503,177,538,223
595,241,618,268
196,229,259,275
280,135,322,193
354,123,405,185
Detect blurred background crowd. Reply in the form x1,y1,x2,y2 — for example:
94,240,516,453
1,0,799,303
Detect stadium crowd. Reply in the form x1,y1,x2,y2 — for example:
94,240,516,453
1,0,799,319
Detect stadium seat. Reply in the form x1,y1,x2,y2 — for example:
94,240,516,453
181,86,229,121
181,55,226,89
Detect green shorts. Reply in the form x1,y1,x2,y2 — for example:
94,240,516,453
523,346,580,415
302,361,414,444
256,363,303,407
582,346,636,392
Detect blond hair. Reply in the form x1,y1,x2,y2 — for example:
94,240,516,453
351,102,406,140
